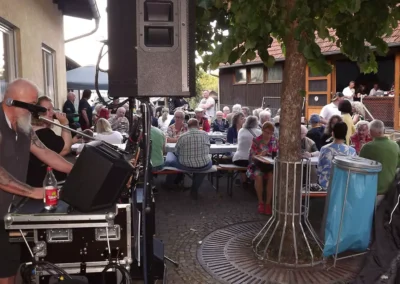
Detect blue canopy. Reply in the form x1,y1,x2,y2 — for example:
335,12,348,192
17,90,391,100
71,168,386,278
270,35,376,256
66,65,108,90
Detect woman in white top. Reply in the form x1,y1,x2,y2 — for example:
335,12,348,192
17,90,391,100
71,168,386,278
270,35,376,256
95,118,123,144
233,116,262,186
158,108,173,133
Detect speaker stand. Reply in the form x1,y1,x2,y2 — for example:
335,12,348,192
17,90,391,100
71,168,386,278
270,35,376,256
164,256,179,267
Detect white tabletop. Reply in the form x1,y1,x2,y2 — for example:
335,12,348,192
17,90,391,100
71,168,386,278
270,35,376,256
166,143,237,154
255,156,319,166
208,132,227,139
71,143,127,152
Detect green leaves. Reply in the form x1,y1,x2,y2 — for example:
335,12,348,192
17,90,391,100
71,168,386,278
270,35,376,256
266,55,276,67
244,40,257,50
195,0,400,74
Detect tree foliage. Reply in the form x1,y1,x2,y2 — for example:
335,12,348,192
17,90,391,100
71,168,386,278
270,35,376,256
196,0,400,74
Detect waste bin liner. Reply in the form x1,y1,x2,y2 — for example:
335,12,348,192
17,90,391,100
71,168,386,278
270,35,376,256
323,156,382,257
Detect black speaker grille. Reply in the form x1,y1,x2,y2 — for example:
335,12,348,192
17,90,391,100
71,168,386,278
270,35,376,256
61,141,132,212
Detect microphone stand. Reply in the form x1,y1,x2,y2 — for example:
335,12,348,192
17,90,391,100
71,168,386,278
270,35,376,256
37,116,129,155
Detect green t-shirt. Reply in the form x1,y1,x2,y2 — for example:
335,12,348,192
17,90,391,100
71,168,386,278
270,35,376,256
150,126,165,168
360,137,400,194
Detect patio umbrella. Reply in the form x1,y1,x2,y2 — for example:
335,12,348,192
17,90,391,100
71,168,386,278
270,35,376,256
66,65,108,90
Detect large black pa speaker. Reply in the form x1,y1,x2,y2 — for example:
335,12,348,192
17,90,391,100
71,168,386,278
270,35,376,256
61,141,133,212
107,0,196,98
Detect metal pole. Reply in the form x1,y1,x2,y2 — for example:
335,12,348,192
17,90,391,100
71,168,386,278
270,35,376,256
141,100,154,284
38,116,96,141
38,116,128,154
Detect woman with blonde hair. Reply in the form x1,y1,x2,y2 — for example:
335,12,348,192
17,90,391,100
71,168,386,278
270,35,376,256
352,101,365,124
27,96,75,186
96,118,123,144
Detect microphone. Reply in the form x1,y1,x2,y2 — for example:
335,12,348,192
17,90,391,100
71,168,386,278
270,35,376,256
5,98,47,114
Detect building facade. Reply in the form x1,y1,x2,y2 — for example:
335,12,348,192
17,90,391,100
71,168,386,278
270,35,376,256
0,0,97,108
219,28,400,129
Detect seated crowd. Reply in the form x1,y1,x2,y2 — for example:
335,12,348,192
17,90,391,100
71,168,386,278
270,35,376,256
65,89,399,216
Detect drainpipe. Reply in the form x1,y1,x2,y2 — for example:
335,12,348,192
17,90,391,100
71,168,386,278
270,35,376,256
65,0,100,43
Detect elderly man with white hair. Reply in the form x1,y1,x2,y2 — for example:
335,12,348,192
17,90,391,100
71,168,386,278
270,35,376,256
108,107,130,133
222,106,230,118
259,110,272,128
211,111,229,132
360,120,400,204
226,104,242,124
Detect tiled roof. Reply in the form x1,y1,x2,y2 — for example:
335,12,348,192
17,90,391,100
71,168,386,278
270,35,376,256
221,26,400,68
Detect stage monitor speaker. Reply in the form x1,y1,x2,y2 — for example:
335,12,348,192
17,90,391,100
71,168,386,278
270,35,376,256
107,0,196,98
61,141,133,212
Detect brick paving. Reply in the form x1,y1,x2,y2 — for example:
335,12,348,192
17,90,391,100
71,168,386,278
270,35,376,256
153,175,330,284
154,175,268,283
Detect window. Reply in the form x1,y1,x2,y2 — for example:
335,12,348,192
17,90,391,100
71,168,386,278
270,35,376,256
42,45,57,102
0,21,17,100
235,68,247,83
267,64,283,82
250,66,264,83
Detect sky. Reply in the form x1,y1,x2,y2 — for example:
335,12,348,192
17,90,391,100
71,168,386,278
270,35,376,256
64,0,108,69
63,0,213,72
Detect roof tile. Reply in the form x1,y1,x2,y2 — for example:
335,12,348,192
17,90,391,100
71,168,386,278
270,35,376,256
226,25,400,66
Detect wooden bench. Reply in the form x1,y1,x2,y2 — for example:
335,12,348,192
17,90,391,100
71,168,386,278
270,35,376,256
216,164,248,197
152,166,218,193
301,191,327,198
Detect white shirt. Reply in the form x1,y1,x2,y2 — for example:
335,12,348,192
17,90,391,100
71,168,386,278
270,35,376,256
342,87,355,101
233,127,262,162
96,131,123,144
369,88,380,96
158,115,173,133
199,97,215,118
320,103,341,121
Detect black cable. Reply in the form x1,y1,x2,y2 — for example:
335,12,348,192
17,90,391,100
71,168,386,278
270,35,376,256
95,42,130,110
20,260,73,283
101,262,132,284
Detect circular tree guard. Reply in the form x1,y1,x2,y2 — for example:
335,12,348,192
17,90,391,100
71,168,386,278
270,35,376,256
197,221,363,284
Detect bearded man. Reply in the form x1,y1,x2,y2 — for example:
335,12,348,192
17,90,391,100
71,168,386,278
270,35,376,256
0,79,73,284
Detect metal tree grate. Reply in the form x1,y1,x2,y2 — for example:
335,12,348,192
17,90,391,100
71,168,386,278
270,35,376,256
253,159,323,267
197,221,363,284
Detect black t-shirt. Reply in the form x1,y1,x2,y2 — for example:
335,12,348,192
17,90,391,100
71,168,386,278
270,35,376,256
78,99,93,129
321,133,332,147
306,126,325,150
152,117,158,127
26,128,67,187
63,100,76,124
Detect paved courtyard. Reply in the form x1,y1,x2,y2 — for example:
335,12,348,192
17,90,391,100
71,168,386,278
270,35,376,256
154,175,326,284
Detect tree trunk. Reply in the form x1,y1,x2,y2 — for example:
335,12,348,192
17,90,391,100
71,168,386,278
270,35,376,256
258,0,322,264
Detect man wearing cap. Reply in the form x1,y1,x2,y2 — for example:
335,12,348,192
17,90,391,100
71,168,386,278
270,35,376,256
319,92,344,125
194,108,210,132
307,114,325,150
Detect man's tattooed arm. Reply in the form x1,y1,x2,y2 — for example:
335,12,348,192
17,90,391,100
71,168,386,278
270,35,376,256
29,128,73,174
30,128,46,149
0,166,41,198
